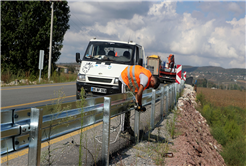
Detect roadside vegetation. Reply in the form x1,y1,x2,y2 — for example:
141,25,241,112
1,1,70,84
41,90,73,165
196,78,245,91
196,88,246,166
41,89,89,165
197,87,246,109
1,65,77,86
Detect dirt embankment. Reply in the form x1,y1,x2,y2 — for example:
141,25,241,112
166,85,226,166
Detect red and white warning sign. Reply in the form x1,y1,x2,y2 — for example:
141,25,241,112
183,71,187,81
176,65,182,84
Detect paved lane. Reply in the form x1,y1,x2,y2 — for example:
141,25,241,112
1,82,76,109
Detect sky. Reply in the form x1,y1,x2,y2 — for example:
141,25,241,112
58,1,246,69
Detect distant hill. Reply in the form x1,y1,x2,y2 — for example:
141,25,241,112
182,65,246,89
182,65,246,75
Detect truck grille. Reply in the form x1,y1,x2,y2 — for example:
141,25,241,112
88,77,112,83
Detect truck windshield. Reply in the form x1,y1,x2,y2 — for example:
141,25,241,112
83,42,134,64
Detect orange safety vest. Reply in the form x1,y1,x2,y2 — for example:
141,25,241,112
168,54,173,63
121,65,152,93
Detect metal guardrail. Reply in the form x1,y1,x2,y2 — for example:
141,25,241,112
1,81,185,165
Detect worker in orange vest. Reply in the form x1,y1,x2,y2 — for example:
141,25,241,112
119,65,160,136
167,54,175,72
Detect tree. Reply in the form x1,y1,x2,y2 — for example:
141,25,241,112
1,1,70,78
202,78,207,87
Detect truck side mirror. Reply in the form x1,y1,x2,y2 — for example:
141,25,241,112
138,58,143,66
76,53,81,63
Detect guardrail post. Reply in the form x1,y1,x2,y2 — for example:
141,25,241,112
151,89,156,129
171,84,173,109
174,84,176,105
170,84,173,108
175,83,178,110
178,82,181,98
178,83,180,96
173,84,176,106
160,87,164,119
171,85,173,108
102,97,111,166
134,110,140,143
28,108,43,166
165,86,169,115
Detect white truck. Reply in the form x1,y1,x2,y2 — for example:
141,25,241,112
75,38,146,99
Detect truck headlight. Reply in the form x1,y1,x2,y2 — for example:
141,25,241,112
77,74,86,81
114,78,119,84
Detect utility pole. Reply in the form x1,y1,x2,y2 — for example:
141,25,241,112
48,2,54,80
44,0,61,80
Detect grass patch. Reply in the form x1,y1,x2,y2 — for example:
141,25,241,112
41,89,73,165
1,69,77,86
166,108,180,139
196,91,246,166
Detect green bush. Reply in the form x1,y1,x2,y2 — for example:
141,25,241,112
224,120,242,142
211,125,227,146
210,108,222,126
221,138,246,166
201,104,213,125
1,68,12,83
197,92,246,166
196,92,206,107
223,106,246,132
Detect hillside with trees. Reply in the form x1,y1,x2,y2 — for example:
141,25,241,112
183,65,246,90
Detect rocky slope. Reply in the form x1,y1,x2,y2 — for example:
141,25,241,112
165,85,226,166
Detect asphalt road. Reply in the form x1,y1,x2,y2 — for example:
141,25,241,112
1,82,76,110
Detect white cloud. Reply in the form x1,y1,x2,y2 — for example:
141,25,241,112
227,2,243,14
59,1,245,69
229,60,246,68
148,1,177,17
209,61,221,67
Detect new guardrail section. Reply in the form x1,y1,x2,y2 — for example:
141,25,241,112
1,81,184,166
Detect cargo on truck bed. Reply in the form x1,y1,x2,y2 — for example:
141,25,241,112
147,55,176,83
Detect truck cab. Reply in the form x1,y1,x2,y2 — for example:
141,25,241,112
76,39,146,99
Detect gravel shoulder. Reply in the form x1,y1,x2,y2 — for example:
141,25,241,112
111,84,226,166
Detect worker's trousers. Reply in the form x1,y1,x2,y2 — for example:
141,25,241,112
118,80,131,131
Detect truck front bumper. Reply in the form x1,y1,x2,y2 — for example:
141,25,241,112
76,81,120,96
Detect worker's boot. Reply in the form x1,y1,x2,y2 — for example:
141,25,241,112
121,111,134,136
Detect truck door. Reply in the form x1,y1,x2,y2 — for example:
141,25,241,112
134,46,144,66
134,47,139,65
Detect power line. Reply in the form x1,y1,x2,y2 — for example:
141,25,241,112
69,17,83,33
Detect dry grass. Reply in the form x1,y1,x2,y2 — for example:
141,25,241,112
237,80,246,84
197,87,246,109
